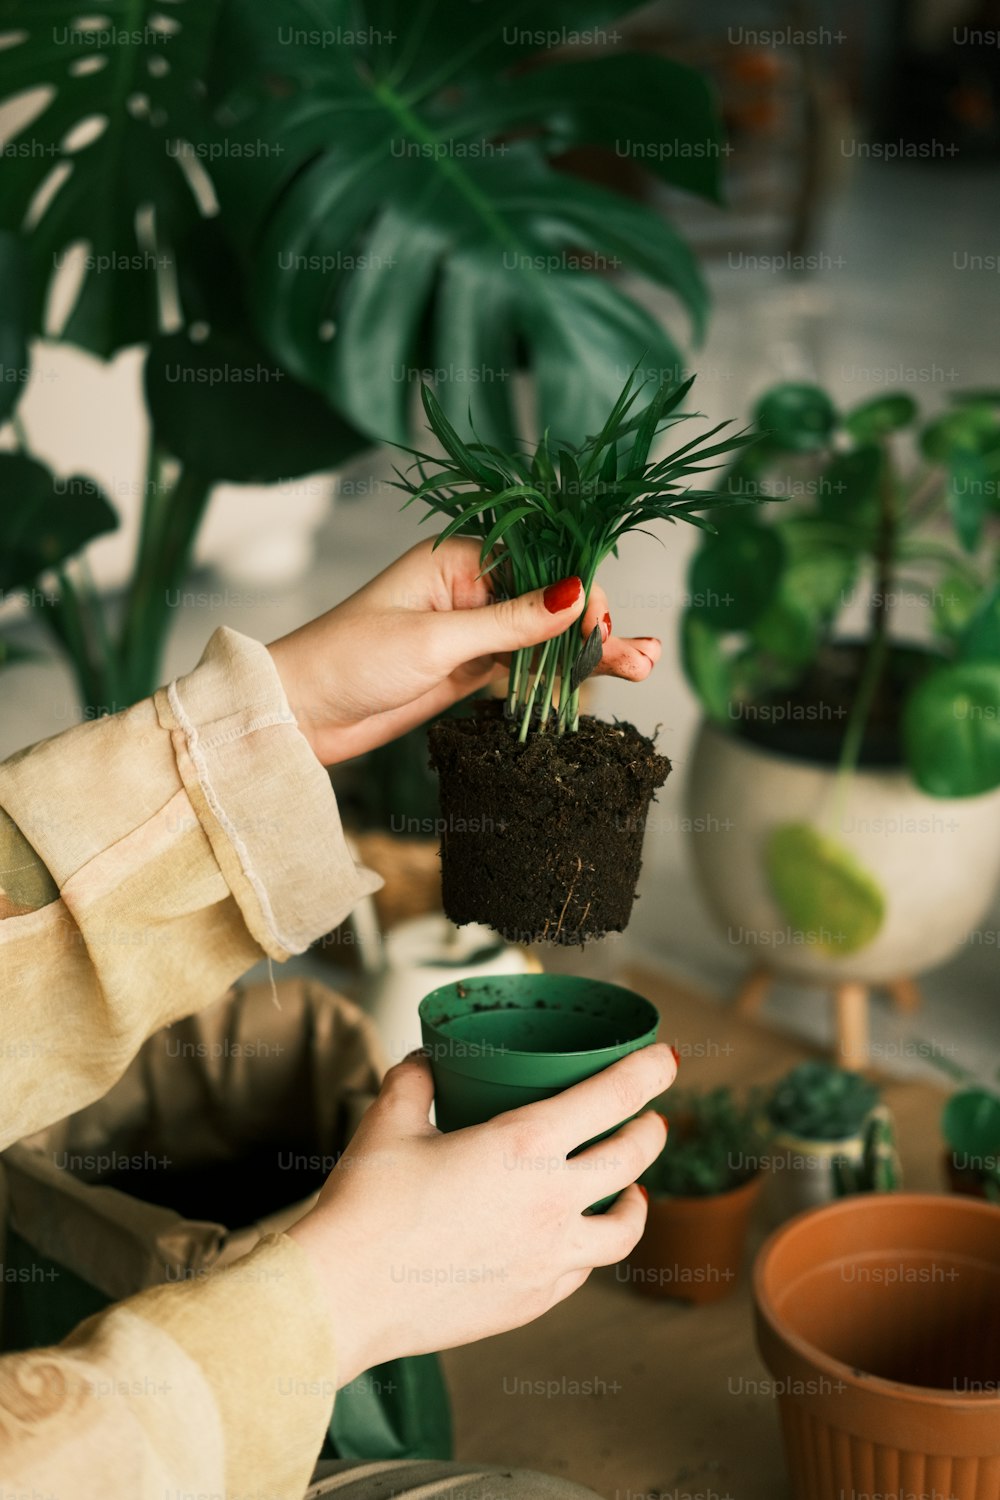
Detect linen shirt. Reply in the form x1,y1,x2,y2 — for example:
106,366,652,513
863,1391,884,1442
0,627,384,1498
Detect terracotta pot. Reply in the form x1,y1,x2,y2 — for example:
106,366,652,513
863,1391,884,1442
754,1193,1000,1500
624,1173,763,1305
942,1149,990,1200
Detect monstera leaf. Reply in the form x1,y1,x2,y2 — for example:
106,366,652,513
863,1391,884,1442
0,453,117,591
0,0,222,355
206,0,722,446
0,231,30,420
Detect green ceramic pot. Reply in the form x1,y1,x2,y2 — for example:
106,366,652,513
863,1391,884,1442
418,973,660,1134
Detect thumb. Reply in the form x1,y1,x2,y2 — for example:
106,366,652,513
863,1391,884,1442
438,575,586,663
376,1050,437,1131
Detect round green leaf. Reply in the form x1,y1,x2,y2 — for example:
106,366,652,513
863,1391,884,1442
765,822,886,955
750,593,819,669
144,332,368,483
843,394,917,442
920,405,999,463
942,1090,1000,1158
933,571,983,639
903,661,1000,797
960,584,1000,662
754,384,837,453
688,522,785,630
681,615,733,723
818,444,882,520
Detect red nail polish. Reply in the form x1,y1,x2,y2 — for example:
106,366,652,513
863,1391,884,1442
603,611,612,638
669,1044,680,1068
543,576,582,613
637,1185,649,1204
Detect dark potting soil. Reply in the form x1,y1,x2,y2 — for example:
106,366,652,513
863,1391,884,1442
736,641,939,767
428,703,669,945
96,1145,330,1227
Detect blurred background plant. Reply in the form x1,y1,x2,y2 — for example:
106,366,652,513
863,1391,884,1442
641,1085,768,1197
683,384,1000,800
0,0,725,715
765,1059,881,1140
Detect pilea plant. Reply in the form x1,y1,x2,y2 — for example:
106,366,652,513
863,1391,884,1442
682,384,1000,954
397,369,756,942
641,1086,768,1197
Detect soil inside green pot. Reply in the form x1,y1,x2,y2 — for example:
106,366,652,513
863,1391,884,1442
736,640,939,767
427,702,669,944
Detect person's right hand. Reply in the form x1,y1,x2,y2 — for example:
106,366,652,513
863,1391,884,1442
287,1042,676,1384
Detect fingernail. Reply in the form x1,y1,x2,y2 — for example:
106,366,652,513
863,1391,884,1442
657,1113,669,1136
543,576,583,613
637,1185,649,1204
404,1047,430,1061
669,1044,680,1069
601,611,612,642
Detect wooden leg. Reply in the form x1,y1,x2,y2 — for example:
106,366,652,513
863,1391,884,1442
885,976,922,1013
733,965,773,1018
834,982,869,1068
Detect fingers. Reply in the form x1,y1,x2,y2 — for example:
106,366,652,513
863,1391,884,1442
510,1043,676,1156
374,1051,437,1133
434,575,585,666
594,635,661,681
574,1183,649,1269
566,1110,668,1206
580,581,612,647
320,660,505,762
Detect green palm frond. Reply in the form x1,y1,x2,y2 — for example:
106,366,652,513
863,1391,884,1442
396,367,760,738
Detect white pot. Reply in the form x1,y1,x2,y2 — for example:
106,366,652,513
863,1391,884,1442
685,721,1000,984
347,910,540,1063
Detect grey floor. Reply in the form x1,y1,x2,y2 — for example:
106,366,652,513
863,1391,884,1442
3,160,998,1089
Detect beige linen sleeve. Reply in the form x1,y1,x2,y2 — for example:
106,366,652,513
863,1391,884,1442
0,626,383,1498
0,1233,338,1500
0,623,382,1146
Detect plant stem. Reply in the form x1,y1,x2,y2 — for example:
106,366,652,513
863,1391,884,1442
518,639,553,743
829,448,900,830
118,466,212,702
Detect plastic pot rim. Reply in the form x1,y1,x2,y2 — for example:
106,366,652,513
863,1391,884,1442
753,1191,1000,1410
418,975,660,1063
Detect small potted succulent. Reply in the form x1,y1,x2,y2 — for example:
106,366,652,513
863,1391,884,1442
941,1085,1000,1202
764,1060,900,1220
398,370,755,943
623,1086,767,1304
682,384,1000,984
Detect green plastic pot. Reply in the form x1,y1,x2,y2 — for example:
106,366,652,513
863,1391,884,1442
418,974,660,1134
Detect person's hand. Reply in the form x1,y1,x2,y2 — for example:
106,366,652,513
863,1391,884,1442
267,537,662,765
286,1042,675,1383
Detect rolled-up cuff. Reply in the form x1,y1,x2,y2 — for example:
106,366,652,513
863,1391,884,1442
155,626,382,959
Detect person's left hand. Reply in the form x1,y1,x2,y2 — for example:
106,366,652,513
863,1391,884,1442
267,538,661,765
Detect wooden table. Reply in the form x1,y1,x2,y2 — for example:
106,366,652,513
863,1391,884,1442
441,965,949,1500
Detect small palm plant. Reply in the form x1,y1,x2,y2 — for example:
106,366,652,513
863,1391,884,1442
397,369,757,742
394,369,760,944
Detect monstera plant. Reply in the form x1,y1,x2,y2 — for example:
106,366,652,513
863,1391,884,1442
0,0,725,711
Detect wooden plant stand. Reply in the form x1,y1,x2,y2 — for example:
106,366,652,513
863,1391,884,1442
733,965,922,1068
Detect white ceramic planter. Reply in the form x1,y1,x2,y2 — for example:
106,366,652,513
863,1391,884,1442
685,721,1000,984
